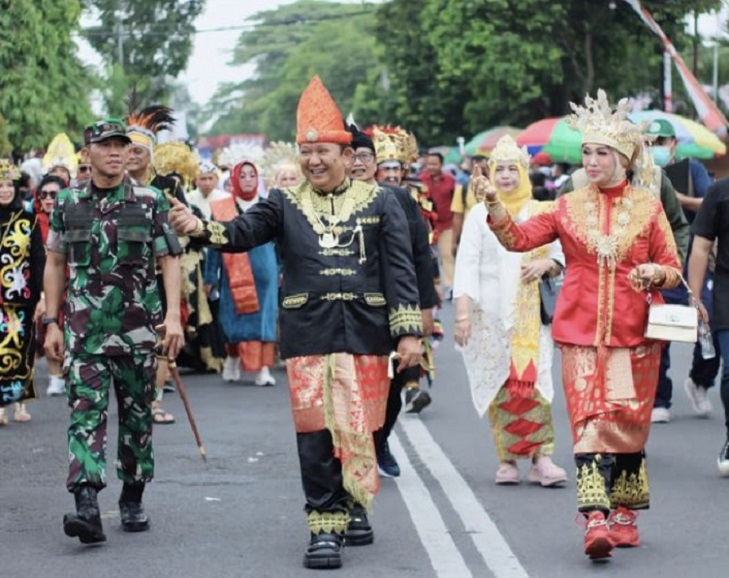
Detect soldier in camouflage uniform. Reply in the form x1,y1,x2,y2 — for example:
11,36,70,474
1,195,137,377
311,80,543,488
43,119,184,545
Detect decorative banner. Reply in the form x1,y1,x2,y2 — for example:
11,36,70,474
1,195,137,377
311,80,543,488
624,0,728,137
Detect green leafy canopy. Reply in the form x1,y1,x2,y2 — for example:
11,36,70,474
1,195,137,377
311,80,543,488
0,0,93,151
204,0,722,146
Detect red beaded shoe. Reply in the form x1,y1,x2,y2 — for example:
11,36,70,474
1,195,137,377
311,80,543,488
608,507,640,548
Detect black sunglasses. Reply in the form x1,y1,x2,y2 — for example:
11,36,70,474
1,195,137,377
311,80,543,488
78,165,92,173
39,190,58,199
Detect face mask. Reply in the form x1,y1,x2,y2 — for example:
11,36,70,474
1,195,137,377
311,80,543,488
651,146,672,168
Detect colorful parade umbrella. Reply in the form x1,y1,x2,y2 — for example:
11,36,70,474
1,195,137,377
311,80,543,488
430,146,463,165
629,110,726,160
464,126,522,156
515,117,583,165
517,112,727,165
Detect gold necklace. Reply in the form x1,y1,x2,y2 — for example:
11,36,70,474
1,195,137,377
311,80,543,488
300,186,357,249
583,187,633,269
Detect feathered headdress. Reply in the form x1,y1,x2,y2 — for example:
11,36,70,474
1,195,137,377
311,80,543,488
567,89,647,160
42,133,78,177
216,143,264,170
125,88,175,151
260,141,300,188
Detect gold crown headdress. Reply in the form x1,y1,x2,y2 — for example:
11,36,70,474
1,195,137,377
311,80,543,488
405,131,419,164
566,89,646,160
488,135,530,169
0,158,21,181
154,142,199,189
42,133,78,176
371,126,409,165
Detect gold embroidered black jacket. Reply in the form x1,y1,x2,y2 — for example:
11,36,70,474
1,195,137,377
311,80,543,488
194,179,422,358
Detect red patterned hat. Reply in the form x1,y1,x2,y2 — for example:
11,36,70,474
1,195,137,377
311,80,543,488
296,76,352,146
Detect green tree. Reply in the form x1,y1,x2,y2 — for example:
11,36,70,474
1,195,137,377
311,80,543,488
0,0,93,151
84,0,205,103
0,115,11,156
205,0,379,140
365,0,722,145
351,0,468,146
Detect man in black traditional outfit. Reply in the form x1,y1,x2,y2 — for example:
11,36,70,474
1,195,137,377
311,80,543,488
168,76,423,571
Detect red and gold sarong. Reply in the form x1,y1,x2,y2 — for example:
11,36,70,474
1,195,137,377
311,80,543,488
487,227,554,461
286,354,389,509
561,344,662,453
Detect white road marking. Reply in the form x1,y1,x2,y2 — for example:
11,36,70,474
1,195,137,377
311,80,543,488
389,433,473,578
398,419,530,578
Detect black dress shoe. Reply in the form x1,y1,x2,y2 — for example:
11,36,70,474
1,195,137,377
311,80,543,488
303,532,344,569
119,483,149,532
64,486,106,544
345,505,374,545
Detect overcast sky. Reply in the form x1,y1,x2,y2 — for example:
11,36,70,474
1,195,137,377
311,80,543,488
182,0,377,106
80,0,728,108
181,0,298,106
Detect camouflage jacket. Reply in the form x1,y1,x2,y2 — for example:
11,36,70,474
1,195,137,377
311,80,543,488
47,177,182,356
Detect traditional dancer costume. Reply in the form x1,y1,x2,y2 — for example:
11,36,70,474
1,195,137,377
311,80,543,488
182,77,422,570
484,91,682,560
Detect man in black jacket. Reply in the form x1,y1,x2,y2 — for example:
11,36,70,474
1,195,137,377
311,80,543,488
169,76,422,570
348,126,439,483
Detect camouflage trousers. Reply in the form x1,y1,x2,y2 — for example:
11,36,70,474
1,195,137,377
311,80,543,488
66,351,157,492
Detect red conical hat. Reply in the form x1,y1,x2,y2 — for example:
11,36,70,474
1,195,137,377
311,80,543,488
296,76,352,145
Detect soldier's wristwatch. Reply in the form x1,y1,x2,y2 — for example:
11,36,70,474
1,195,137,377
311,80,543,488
42,316,59,327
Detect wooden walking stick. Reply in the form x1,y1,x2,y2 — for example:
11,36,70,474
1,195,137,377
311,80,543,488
156,325,207,461
168,359,207,462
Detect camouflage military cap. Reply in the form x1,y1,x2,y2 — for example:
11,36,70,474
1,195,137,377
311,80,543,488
84,118,132,146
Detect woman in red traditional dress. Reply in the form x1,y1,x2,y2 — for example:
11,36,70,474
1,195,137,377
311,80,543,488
476,91,682,561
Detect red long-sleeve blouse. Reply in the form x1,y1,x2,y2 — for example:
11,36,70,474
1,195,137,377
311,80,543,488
488,182,682,348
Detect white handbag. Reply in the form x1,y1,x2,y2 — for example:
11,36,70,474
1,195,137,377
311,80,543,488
644,277,698,343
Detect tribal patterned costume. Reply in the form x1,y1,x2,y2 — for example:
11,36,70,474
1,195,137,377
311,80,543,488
0,172,45,407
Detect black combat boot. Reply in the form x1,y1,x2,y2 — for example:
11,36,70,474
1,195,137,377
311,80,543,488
303,532,345,569
344,504,374,545
119,482,149,532
63,485,106,544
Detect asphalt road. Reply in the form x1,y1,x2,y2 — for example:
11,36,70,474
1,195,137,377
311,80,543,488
2,302,728,578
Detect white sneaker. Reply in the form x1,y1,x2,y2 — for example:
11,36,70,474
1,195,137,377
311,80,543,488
46,376,66,397
650,407,671,423
684,378,712,417
222,356,240,382
254,366,276,386
718,439,729,477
